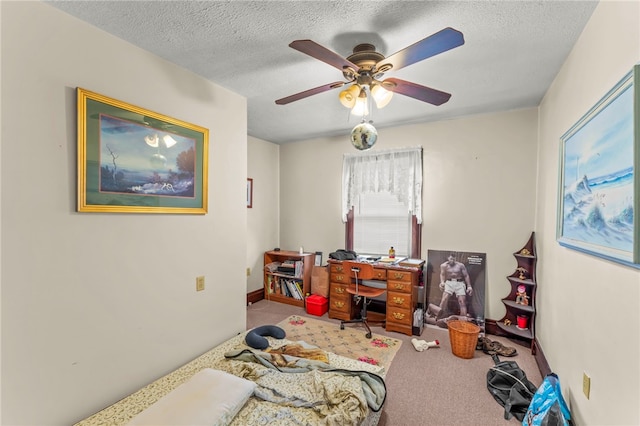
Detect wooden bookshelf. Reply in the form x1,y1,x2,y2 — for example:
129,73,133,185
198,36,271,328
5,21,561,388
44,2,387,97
263,250,315,307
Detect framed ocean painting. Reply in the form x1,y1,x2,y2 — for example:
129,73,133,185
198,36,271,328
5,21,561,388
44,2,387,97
557,65,639,267
77,88,209,214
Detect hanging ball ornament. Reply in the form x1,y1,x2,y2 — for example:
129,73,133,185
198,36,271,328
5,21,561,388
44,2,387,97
350,121,378,151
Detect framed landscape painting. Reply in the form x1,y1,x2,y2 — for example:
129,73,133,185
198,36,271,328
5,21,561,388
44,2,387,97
557,65,639,267
77,88,209,214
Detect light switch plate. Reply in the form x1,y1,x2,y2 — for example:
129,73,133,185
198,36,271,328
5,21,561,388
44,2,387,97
582,373,590,399
196,276,205,291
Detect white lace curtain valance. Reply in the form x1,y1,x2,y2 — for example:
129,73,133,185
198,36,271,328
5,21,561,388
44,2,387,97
341,146,423,224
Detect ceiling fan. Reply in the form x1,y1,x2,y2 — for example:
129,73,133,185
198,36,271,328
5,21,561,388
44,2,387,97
275,27,465,112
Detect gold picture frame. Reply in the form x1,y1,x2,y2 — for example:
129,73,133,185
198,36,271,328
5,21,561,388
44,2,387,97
77,88,209,214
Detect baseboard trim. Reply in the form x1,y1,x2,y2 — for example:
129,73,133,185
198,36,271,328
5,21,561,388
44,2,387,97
532,339,552,377
247,288,265,305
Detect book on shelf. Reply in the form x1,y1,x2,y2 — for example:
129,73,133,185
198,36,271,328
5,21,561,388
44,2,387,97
285,279,303,300
278,278,287,296
276,266,296,275
284,280,293,298
294,261,303,278
271,276,282,294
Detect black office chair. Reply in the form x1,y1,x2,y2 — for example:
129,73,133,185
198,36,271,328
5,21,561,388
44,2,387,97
340,261,386,338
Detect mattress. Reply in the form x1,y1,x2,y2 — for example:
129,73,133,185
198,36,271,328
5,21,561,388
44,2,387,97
75,331,385,426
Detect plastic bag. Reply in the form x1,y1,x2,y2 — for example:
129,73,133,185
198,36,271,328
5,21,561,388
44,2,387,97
523,373,571,426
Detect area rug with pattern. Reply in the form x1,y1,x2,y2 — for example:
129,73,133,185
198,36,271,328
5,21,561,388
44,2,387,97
276,315,402,372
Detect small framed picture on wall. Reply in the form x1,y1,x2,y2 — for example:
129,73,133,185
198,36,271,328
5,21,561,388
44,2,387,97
247,178,253,208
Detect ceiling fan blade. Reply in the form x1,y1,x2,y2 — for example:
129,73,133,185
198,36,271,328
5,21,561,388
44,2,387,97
383,78,451,106
377,27,464,72
275,81,346,105
289,40,360,72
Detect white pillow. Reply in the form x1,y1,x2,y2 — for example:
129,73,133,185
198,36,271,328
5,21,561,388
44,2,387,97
127,368,255,426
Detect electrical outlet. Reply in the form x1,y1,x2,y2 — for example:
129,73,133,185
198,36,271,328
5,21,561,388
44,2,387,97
246,267,251,276
196,276,205,291
582,372,590,399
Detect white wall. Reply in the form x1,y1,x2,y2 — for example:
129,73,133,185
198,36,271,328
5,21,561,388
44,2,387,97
247,136,279,293
536,1,640,424
279,108,539,320
1,2,248,425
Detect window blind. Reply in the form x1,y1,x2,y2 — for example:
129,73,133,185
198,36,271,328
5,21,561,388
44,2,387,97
353,191,411,256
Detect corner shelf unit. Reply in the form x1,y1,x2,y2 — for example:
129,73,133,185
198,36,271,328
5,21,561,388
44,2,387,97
497,232,537,352
263,250,315,307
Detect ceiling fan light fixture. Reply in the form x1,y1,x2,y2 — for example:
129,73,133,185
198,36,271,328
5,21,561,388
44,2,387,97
339,84,360,108
371,84,393,108
351,89,369,116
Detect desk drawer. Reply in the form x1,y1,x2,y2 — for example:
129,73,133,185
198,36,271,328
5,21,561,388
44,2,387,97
386,306,412,327
372,268,387,280
387,291,411,310
387,280,411,293
330,294,352,314
331,263,386,279
388,270,412,282
330,263,347,274
330,273,349,284
330,283,349,297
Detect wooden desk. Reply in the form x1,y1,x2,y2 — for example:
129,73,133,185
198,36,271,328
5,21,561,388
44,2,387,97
327,260,424,336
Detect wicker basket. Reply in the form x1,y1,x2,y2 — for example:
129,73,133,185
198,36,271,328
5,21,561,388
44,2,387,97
448,320,480,359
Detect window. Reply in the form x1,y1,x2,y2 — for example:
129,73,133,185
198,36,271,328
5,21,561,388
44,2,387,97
353,192,412,256
342,147,423,258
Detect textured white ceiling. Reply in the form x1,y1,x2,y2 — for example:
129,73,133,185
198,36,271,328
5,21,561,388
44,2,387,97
46,0,598,144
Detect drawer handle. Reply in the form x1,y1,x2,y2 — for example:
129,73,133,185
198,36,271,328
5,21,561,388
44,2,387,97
336,266,344,272
393,272,405,280
335,301,345,308
392,312,405,320
335,287,345,294
392,297,405,305
336,275,344,281
393,283,405,290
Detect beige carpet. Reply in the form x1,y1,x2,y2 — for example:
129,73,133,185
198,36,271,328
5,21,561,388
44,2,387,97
277,314,402,371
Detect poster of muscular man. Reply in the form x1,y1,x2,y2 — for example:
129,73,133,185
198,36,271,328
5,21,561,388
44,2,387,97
425,250,486,330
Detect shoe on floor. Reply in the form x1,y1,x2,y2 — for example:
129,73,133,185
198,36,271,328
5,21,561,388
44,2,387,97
493,340,518,357
476,336,491,351
481,338,518,357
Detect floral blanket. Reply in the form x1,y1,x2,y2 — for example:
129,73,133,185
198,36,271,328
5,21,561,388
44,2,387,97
220,347,387,425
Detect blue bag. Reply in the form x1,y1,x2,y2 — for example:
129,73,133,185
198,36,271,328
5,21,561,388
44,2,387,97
523,373,571,426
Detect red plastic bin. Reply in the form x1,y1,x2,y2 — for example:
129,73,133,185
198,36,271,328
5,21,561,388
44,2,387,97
306,295,328,316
